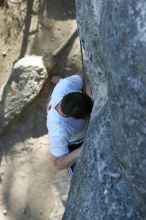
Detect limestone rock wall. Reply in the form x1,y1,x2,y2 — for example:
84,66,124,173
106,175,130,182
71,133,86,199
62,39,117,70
63,0,146,219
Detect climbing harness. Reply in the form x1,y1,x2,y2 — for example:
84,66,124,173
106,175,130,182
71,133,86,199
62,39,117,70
79,39,86,94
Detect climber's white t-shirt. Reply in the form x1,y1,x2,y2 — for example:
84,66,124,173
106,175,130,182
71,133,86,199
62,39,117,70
47,75,89,157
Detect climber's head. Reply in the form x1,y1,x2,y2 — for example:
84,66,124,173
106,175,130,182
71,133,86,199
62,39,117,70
60,92,93,119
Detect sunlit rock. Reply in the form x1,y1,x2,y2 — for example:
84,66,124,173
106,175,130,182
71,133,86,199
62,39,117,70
0,55,47,133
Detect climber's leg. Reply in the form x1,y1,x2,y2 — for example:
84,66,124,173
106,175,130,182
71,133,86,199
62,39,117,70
67,141,84,176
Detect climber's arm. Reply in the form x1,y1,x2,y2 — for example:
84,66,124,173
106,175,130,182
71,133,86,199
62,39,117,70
51,146,83,170
78,74,93,99
85,77,93,99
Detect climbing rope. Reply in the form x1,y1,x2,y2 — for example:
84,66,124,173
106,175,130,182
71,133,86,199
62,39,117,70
79,39,86,94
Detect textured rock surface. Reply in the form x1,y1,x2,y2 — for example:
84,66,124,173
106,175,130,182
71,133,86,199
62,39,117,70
0,56,47,133
63,0,146,219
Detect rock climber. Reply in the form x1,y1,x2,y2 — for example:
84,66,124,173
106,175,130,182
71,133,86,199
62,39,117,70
47,74,93,176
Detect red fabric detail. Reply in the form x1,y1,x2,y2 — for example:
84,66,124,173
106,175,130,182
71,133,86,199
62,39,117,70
48,105,52,111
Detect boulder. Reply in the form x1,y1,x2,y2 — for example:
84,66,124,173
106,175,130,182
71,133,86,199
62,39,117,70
63,0,146,219
0,55,47,133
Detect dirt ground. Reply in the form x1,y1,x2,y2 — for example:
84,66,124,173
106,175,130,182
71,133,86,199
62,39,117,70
0,1,80,219
0,134,70,220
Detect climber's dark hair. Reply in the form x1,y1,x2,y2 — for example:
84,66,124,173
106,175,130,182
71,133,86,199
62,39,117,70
61,92,93,119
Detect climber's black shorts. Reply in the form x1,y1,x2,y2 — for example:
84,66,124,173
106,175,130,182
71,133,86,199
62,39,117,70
67,141,83,176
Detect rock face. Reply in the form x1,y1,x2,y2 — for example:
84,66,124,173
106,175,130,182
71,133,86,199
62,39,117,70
63,1,146,219
0,56,47,133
